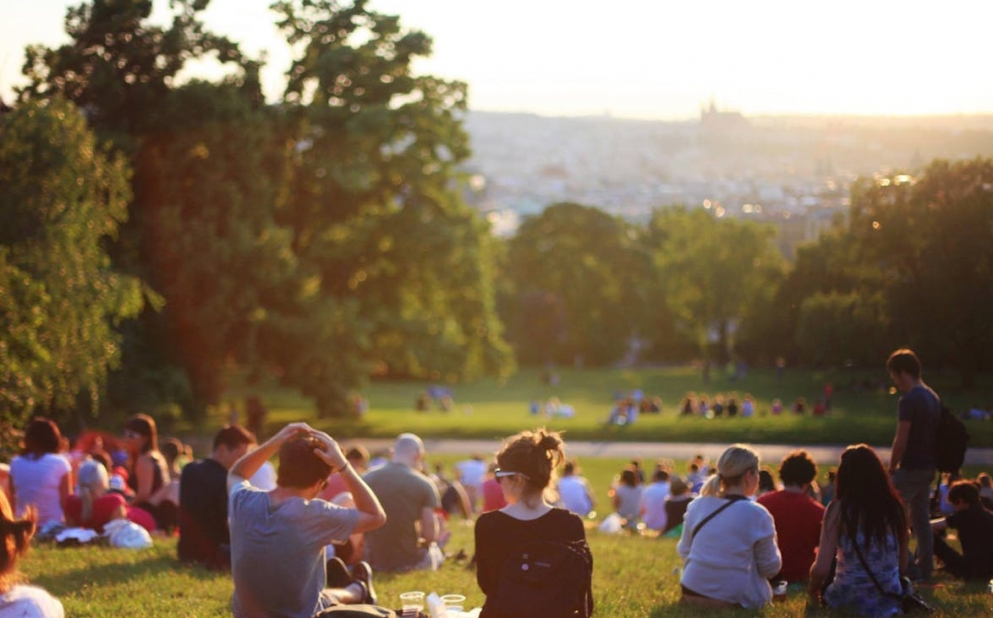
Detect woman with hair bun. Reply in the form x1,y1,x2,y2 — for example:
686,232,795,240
474,428,592,618
0,490,65,616
677,444,782,608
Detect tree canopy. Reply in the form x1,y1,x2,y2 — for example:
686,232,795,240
0,98,145,425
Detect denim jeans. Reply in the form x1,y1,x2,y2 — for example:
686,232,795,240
892,468,936,580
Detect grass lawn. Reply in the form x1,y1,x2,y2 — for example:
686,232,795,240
20,519,993,618
176,366,993,450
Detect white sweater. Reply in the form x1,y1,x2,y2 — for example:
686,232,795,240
677,495,782,608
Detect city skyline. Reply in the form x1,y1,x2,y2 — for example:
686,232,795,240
3,0,993,120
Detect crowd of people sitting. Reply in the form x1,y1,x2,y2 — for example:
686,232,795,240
4,408,993,618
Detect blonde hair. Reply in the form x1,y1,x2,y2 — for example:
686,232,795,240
700,444,760,497
77,459,110,523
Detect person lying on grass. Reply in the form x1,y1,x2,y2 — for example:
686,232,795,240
227,422,386,618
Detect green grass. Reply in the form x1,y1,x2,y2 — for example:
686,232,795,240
177,366,993,449
20,521,993,617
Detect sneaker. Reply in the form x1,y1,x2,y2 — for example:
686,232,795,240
352,561,376,605
326,557,352,588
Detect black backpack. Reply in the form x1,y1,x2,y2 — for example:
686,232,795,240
488,539,594,618
935,403,969,473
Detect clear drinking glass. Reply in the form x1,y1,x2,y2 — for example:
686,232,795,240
399,591,425,617
440,594,466,613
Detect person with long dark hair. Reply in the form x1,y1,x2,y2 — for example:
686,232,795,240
809,444,907,617
9,418,72,526
122,414,175,530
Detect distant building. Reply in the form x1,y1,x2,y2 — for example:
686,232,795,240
700,98,749,132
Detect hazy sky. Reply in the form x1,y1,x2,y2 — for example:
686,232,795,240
3,0,992,120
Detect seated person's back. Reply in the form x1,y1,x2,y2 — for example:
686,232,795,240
756,450,825,583
362,434,441,572
178,425,255,569
474,428,592,618
228,423,386,618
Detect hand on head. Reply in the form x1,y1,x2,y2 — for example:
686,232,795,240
276,422,314,441
309,430,348,471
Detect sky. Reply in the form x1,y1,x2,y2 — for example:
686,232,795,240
3,0,993,120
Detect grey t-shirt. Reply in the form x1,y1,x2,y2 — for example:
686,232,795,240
229,480,359,618
362,462,440,571
898,384,941,470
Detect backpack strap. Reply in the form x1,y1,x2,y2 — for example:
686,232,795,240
690,494,748,540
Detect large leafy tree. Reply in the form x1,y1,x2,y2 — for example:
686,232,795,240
643,207,785,364
19,0,242,145
0,98,145,425
503,202,650,365
848,160,993,385
272,0,514,409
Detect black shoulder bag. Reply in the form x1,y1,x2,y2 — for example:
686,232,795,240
690,494,748,540
851,542,935,614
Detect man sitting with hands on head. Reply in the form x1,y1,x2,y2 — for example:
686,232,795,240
227,422,387,618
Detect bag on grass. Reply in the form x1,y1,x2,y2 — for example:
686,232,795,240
104,518,153,549
488,539,593,618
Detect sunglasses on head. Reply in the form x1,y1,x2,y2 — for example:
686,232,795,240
494,467,530,480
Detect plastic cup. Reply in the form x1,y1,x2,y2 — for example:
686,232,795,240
440,594,466,612
400,591,425,617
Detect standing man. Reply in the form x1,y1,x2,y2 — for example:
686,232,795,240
177,425,256,569
363,433,443,571
887,348,941,582
228,423,386,617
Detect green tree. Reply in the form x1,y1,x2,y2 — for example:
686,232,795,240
848,160,993,385
643,206,785,365
793,291,888,367
19,0,242,145
272,0,513,413
0,98,145,425
504,202,650,366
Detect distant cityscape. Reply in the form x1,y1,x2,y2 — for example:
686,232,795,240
462,104,993,257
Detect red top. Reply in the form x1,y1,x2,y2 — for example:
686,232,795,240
318,472,349,502
756,489,825,582
480,478,507,513
65,493,127,533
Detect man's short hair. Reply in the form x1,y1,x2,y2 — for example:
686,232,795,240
394,433,424,460
214,425,256,451
277,435,331,489
653,469,669,483
887,349,921,379
779,450,818,487
948,480,981,506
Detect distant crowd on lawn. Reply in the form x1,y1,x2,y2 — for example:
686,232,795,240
3,349,993,618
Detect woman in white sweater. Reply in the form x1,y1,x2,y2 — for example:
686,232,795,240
677,444,782,608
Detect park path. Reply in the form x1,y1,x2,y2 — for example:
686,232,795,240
343,438,993,467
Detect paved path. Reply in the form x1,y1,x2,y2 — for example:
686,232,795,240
343,438,993,467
